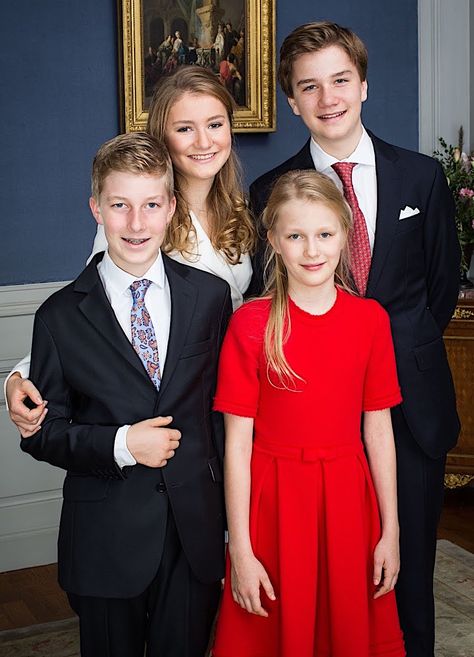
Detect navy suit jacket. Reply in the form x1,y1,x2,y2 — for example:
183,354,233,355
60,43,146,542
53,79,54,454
21,253,232,598
248,133,461,458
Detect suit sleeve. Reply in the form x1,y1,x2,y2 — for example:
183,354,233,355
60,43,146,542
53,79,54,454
211,286,233,465
423,161,461,332
20,313,122,478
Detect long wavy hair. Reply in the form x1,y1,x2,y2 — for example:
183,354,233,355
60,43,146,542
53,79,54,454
261,170,354,388
146,67,255,263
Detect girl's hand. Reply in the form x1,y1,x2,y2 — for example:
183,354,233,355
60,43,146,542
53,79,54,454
7,373,47,437
230,551,276,616
373,532,400,599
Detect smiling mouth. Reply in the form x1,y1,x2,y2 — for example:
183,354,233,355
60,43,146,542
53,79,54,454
188,153,216,161
302,262,325,270
122,238,149,245
318,110,346,120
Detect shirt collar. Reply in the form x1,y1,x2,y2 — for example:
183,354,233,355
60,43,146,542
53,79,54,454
310,126,375,172
100,249,166,297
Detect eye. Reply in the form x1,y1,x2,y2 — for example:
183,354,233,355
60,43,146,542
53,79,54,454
302,84,317,93
209,121,224,129
320,231,332,239
335,78,349,85
288,233,301,240
176,126,192,133
147,202,159,209
112,202,126,209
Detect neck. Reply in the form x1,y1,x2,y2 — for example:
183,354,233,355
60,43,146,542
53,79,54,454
314,123,363,160
181,177,214,214
181,177,215,234
288,281,337,315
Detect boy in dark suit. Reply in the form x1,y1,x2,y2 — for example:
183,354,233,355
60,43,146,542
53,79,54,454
20,132,232,657
249,22,460,657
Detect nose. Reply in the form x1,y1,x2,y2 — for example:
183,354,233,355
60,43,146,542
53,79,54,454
128,207,145,232
195,127,213,150
319,85,338,107
305,237,320,258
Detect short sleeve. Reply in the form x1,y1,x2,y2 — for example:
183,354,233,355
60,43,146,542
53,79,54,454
363,303,402,411
213,302,267,418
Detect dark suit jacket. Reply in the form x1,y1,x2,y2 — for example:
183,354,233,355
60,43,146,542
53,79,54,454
248,133,461,459
21,253,232,598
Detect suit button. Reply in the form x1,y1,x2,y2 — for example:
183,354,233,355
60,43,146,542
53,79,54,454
156,482,167,493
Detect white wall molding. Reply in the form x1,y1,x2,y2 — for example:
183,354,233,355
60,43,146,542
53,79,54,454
0,281,70,571
418,0,471,154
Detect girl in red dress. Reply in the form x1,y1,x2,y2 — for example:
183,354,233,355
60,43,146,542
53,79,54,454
212,170,406,657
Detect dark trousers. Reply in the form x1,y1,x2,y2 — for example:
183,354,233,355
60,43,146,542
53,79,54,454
391,407,446,657
68,509,221,657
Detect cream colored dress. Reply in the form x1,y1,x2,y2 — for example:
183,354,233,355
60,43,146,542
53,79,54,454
168,211,252,310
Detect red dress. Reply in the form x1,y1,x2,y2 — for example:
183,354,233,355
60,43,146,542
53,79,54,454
212,289,405,657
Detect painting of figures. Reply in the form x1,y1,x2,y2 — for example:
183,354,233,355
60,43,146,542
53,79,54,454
143,0,247,108
120,0,275,132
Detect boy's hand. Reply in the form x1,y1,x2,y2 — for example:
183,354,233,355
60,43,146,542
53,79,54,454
230,550,276,617
7,372,48,437
373,532,400,599
127,416,181,468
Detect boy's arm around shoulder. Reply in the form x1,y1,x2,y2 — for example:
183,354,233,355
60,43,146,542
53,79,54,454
20,311,123,478
423,158,461,332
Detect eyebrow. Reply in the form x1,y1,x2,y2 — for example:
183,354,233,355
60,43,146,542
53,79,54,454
106,194,166,202
295,69,354,87
170,114,226,125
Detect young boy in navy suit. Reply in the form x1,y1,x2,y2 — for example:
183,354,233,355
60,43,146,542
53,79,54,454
249,22,460,657
20,132,232,657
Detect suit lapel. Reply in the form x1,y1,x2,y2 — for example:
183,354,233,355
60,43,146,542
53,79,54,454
366,134,403,296
76,255,156,390
158,255,197,398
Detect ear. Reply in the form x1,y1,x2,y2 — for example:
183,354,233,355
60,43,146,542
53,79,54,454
361,79,368,103
166,195,177,224
89,197,103,225
287,96,301,117
267,229,281,255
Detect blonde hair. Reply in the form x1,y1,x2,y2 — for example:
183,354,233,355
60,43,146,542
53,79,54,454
146,66,255,263
261,170,354,388
278,21,368,97
91,132,174,200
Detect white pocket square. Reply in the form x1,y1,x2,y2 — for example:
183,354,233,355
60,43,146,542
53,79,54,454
399,206,420,220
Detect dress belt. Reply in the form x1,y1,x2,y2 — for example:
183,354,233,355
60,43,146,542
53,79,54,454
253,439,364,462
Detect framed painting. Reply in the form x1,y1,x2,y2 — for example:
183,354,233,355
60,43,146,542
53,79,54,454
119,0,275,133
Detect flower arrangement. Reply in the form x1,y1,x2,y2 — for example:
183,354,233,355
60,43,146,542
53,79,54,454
434,126,474,272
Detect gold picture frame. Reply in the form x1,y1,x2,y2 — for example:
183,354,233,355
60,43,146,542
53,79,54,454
119,0,275,133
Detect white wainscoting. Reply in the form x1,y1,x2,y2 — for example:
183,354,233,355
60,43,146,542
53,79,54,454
0,281,70,571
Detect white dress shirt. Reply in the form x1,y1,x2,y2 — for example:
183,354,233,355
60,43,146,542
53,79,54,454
310,127,377,252
101,250,171,468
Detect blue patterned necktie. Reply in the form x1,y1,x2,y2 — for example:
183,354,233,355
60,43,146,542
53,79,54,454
130,279,161,390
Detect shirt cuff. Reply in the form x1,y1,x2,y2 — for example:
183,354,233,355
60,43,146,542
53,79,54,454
114,425,137,468
4,354,31,410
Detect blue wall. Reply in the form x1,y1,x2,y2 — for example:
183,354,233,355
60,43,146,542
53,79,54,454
1,0,418,285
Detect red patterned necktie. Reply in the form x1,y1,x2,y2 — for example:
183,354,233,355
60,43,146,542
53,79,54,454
332,162,371,296
130,279,161,390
